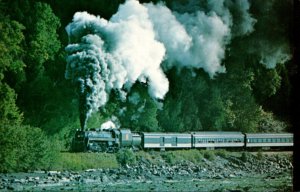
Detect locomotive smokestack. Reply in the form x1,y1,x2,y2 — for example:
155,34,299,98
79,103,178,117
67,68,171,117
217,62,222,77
80,112,87,131
79,94,88,130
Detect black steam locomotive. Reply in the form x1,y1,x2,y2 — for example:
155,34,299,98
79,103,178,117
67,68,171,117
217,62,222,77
71,128,293,152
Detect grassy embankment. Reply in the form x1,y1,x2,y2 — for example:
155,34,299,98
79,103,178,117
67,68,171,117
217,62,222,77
51,152,119,171
50,149,240,171
50,149,292,171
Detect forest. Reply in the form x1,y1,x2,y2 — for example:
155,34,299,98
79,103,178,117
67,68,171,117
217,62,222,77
0,0,297,172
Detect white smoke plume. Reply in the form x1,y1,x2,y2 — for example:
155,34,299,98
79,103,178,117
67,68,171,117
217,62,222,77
259,43,291,69
65,0,261,129
100,120,116,130
128,92,141,105
250,1,292,69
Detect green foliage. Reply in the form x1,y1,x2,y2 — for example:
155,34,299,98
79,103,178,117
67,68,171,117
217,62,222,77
158,69,208,132
159,67,264,133
170,150,204,164
0,123,58,173
158,97,185,132
161,152,176,164
203,150,216,161
0,15,25,125
116,148,136,166
9,2,75,138
86,112,107,129
258,111,288,133
0,16,25,80
216,66,263,132
0,83,23,125
188,150,204,163
19,1,62,126
252,67,282,102
138,99,160,131
215,149,229,158
256,151,263,160
25,2,61,78
143,150,205,165
199,86,230,131
0,9,51,173
51,153,118,171
241,152,250,162
117,85,161,132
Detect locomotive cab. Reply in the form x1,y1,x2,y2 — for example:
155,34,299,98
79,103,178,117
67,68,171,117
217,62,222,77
119,129,141,150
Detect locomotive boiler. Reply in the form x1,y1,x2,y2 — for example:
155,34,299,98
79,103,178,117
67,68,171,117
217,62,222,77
72,128,141,152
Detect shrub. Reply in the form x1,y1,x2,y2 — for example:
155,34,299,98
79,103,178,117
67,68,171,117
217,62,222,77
241,152,250,162
256,151,263,160
175,150,203,164
161,152,176,164
215,149,228,158
116,148,136,166
203,150,215,161
187,150,203,163
258,111,288,133
0,123,58,172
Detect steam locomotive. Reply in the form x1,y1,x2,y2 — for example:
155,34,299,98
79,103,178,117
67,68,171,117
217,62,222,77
71,128,293,152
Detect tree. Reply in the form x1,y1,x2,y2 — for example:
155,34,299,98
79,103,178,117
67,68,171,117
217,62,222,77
2,0,61,80
10,1,63,129
25,2,61,80
158,96,185,132
158,69,208,132
138,97,160,132
116,84,161,132
0,83,23,125
0,123,56,172
0,14,25,125
199,86,230,131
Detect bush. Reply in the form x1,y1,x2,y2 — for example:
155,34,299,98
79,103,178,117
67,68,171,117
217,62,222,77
256,151,263,160
184,150,203,163
258,111,288,133
241,152,250,162
161,152,176,164
171,150,203,164
215,149,228,158
203,150,215,161
0,123,58,172
116,148,136,166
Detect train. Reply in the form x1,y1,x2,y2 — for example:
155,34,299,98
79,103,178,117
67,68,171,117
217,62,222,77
71,128,293,152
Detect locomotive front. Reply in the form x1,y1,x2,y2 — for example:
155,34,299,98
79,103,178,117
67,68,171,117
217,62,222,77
71,128,141,152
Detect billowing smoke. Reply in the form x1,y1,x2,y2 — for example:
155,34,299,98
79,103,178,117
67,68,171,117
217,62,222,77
259,43,291,69
65,32,109,129
65,0,168,129
65,0,291,130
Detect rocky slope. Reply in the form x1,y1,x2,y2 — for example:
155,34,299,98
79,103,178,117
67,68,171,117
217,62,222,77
0,152,293,191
